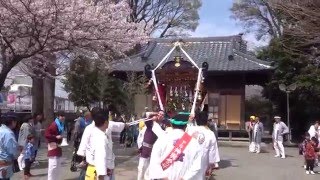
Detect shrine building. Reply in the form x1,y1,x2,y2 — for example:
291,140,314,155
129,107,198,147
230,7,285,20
112,35,273,131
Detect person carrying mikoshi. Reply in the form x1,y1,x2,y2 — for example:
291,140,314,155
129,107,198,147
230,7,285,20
187,112,220,179
137,111,166,180
73,111,93,180
149,112,203,180
87,112,113,180
78,108,125,180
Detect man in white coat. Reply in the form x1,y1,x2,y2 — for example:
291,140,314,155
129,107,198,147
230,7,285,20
77,108,125,180
272,116,289,159
308,121,319,140
90,112,113,180
77,108,101,180
149,112,203,180
187,112,220,179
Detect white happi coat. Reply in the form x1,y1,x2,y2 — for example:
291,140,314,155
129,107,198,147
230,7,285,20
272,121,289,142
105,121,125,169
77,121,125,165
91,127,113,179
152,121,173,137
308,125,320,142
149,129,203,180
137,126,146,149
77,122,95,164
187,126,220,178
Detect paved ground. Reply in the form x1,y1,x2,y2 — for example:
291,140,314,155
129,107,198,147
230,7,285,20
12,141,320,180
12,141,138,180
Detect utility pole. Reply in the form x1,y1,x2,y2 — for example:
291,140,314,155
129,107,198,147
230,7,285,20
279,83,297,143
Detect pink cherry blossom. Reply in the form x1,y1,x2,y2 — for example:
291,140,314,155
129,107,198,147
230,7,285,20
0,0,149,87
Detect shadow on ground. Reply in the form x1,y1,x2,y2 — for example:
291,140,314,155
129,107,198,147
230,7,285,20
34,160,48,170
31,173,48,177
219,159,238,169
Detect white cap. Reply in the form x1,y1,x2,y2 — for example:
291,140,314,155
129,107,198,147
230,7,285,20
274,116,281,119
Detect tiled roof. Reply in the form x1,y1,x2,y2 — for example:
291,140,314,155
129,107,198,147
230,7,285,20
112,35,273,72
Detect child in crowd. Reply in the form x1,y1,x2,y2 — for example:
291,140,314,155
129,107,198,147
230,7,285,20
305,136,318,175
300,133,310,169
24,134,36,179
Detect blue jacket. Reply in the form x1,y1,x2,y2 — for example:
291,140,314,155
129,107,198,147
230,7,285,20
24,142,35,160
0,125,19,178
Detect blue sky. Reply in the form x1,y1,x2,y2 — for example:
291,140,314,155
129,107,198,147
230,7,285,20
191,0,268,49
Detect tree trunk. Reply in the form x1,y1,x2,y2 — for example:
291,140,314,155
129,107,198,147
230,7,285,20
0,67,11,90
32,77,44,115
43,75,55,127
43,55,56,127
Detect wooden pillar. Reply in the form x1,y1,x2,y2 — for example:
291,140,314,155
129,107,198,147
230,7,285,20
240,74,246,130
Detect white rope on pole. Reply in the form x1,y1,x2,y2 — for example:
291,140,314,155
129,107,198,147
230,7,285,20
151,70,164,111
154,44,178,70
127,117,153,126
179,45,200,69
191,68,203,115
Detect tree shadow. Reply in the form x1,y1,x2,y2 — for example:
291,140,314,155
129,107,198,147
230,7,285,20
219,159,238,169
31,159,71,169
284,154,295,158
32,161,48,170
31,173,48,177
250,149,269,154
207,173,219,180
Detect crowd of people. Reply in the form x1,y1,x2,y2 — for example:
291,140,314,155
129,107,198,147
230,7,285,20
3,108,320,179
0,112,44,180
246,115,289,157
0,109,142,180
63,108,221,180
246,115,320,176
136,110,220,180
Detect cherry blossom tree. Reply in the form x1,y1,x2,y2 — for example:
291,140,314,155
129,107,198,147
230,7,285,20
0,0,148,89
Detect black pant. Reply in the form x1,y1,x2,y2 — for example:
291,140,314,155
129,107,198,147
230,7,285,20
306,159,315,171
34,150,38,159
24,159,33,175
120,130,126,144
